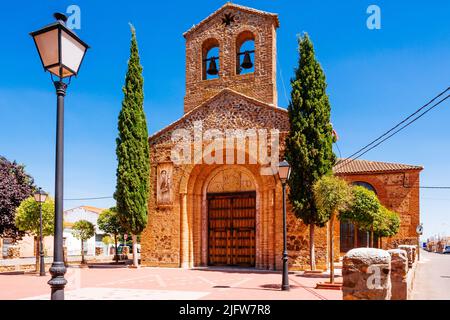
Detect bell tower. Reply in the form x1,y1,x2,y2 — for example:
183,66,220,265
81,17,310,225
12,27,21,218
183,3,279,113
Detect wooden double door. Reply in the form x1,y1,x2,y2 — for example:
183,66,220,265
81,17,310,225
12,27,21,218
207,192,256,267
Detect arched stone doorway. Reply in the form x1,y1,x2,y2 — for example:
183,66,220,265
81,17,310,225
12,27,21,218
206,168,257,267
179,162,279,270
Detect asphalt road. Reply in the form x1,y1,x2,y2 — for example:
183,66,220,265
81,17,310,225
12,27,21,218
412,249,450,300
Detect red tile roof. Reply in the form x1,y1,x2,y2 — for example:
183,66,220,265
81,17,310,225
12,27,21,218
334,159,423,175
79,206,105,214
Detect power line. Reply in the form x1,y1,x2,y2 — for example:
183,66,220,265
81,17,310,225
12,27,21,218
335,87,450,170
62,185,450,202
335,141,342,159
340,94,450,167
277,56,290,107
63,90,450,201
64,196,113,201
419,186,450,190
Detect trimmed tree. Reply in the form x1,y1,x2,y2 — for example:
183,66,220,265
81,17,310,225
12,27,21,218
0,156,34,241
72,220,95,265
341,186,381,248
374,206,401,247
97,207,126,263
285,33,336,271
115,25,150,268
313,175,352,284
15,196,54,271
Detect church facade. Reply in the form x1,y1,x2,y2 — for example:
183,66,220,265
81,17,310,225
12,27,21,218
140,3,423,270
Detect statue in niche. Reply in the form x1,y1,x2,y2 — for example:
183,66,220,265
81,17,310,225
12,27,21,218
157,163,172,205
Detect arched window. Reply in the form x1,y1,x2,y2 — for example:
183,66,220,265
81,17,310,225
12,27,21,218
236,31,255,75
202,38,220,80
351,181,377,195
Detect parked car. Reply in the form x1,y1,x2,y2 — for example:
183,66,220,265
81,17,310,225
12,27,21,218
117,244,141,253
443,246,450,254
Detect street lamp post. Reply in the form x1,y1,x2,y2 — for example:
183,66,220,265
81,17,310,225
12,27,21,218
34,188,48,276
278,160,291,291
30,13,89,300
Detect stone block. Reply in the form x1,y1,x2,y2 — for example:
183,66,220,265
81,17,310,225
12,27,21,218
388,249,408,300
343,248,391,300
6,246,20,259
398,245,416,268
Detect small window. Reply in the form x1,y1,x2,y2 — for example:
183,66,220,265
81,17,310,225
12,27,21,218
236,31,255,75
202,38,220,80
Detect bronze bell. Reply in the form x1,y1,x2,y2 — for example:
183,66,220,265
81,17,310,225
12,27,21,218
241,51,253,69
207,58,219,76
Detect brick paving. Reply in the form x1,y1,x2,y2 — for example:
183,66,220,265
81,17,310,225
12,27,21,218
0,266,342,300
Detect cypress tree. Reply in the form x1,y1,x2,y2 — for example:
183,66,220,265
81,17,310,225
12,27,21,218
115,25,150,267
285,33,336,271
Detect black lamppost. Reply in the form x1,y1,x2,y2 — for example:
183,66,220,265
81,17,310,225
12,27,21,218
34,188,48,276
30,13,89,300
278,160,291,291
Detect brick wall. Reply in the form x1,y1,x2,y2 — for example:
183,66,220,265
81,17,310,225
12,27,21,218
183,6,278,113
337,170,421,249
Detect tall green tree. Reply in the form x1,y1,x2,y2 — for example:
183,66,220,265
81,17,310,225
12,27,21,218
285,33,336,271
115,25,150,267
15,196,54,271
313,176,352,284
0,156,35,241
72,220,95,265
97,207,126,263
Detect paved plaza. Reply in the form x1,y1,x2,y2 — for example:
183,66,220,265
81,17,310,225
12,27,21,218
0,266,342,300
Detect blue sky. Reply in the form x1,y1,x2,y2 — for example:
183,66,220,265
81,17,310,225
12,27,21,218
0,1,449,240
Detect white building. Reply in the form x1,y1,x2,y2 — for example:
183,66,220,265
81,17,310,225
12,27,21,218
1,206,109,259
63,206,108,257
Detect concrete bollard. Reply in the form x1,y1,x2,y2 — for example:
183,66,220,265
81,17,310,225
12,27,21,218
343,248,391,300
411,246,417,263
398,245,416,268
388,249,408,300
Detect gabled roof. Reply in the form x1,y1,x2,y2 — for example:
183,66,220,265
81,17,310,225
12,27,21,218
65,206,105,215
183,2,280,38
334,159,423,175
150,88,287,140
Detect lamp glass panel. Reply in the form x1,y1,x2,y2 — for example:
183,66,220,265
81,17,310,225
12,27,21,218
279,166,290,180
61,30,86,75
34,192,47,203
61,66,74,78
34,28,59,68
47,65,61,77
40,193,48,203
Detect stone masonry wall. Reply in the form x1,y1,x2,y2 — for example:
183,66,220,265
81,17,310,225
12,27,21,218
142,90,343,270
